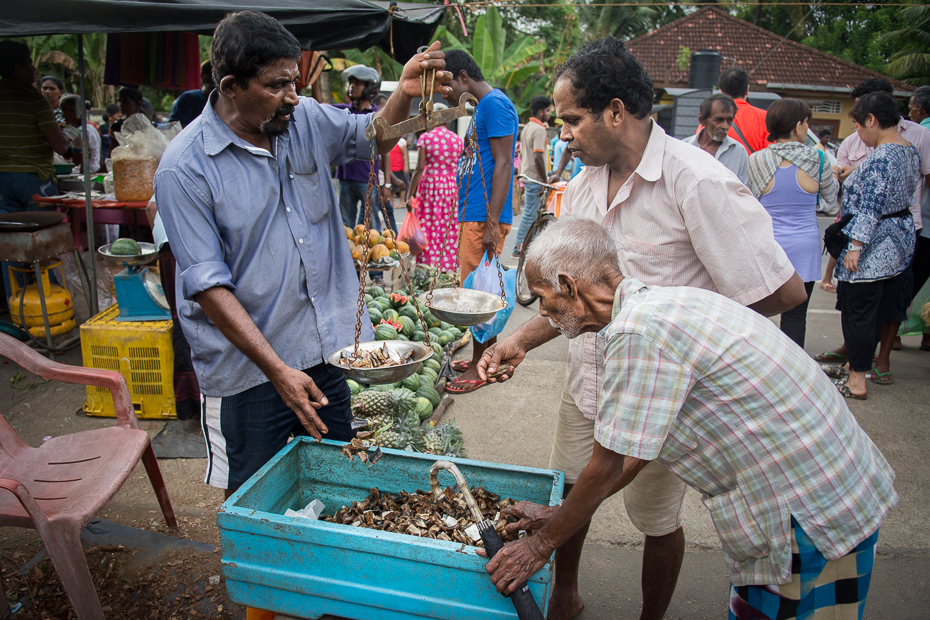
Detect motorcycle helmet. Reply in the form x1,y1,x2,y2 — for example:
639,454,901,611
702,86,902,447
342,65,382,102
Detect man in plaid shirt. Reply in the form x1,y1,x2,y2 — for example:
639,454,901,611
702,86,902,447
482,218,897,620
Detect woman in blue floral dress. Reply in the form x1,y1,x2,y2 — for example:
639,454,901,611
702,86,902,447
834,92,921,400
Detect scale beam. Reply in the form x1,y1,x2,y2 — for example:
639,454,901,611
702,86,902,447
367,92,477,141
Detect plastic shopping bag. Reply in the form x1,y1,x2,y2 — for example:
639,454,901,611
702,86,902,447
398,199,428,256
462,251,517,344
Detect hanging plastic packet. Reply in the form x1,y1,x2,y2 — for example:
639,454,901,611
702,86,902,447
462,251,516,343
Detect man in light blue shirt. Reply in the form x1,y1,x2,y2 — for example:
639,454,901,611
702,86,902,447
156,11,452,494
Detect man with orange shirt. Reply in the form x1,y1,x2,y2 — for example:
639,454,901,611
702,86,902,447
512,95,551,256
718,67,770,154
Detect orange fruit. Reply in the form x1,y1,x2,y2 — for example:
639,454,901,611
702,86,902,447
353,225,366,236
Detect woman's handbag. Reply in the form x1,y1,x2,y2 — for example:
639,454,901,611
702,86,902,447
823,214,852,259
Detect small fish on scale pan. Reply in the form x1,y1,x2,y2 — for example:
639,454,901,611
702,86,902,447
320,486,523,548
339,342,413,369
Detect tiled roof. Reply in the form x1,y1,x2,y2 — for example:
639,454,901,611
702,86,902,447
626,7,913,93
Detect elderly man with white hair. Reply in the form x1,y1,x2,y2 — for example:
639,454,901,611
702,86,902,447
482,217,897,620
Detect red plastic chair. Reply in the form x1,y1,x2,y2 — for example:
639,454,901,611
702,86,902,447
0,334,177,619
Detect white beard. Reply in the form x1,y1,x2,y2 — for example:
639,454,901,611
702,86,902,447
549,316,582,339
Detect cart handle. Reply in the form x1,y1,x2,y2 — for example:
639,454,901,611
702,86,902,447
429,460,484,522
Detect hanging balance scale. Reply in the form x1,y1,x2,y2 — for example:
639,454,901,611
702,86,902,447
331,62,505,384
98,242,170,321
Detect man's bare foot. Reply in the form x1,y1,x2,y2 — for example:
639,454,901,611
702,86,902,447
547,591,584,620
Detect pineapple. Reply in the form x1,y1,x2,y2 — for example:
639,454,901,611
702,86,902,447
367,413,392,431
420,428,443,454
351,388,416,418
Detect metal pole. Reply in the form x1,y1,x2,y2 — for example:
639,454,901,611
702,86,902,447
77,34,99,316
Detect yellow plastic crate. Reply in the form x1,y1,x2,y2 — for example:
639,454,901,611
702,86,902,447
80,304,176,419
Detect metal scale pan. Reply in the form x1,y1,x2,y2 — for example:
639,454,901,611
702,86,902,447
98,242,159,268
329,340,432,385
418,288,505,327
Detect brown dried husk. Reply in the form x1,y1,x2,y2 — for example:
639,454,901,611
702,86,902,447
320,486,523,547
113,157,156,202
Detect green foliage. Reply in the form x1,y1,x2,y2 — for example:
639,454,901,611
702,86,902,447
676,46,692,72
881,4,930,86
802,5,905,74
577,0,658,43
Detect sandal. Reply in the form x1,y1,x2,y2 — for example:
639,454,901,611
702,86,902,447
836,383,867,400
821,365,848,380
814,351,847,364
869,370,894,385
445,378,487,394
451,360,471,373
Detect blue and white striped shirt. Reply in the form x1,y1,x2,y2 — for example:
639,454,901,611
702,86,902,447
156,93,374,396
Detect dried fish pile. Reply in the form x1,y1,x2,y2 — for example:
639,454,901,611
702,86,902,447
320,486,522,548
339,342,414,369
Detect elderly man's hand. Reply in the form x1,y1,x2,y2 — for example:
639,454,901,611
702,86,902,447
398,41,453,99
476,335,527,382
500,501,556,534
479,535,551,595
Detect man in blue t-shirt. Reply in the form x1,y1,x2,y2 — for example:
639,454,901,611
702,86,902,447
168,61,214,128
442,50,518,393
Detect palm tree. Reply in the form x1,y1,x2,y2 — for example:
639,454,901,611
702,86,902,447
881,4,930,86
576,0,657,43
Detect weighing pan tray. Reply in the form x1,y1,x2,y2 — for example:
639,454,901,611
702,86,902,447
0,212,66,233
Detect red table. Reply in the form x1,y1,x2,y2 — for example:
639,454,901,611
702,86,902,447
31,196,150,252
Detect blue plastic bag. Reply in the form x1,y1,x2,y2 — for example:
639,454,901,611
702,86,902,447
462,251,517,344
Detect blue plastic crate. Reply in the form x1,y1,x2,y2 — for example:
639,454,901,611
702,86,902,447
218,438,564,620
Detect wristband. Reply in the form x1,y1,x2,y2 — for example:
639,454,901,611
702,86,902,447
847,244,861,252
382,183,392,189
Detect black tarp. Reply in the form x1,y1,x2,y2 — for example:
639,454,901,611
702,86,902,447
0,0,445,61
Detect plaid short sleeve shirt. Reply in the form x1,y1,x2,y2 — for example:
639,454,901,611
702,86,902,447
595,278,898,587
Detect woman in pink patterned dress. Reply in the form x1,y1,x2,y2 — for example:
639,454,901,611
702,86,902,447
407,114,464,272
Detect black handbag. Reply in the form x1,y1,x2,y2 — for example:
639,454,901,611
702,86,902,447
823,214,852,259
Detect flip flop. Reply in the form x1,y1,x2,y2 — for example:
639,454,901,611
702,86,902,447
836,384,868,400
445,378,487,394
451,360,471,372
869,370,894,385
815,351,847,364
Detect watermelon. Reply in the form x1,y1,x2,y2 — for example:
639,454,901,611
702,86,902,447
397,316,416,338
431,343,442,356
396,334,409,341
399,305,420,321
415,397,434,421
368,285,385,298
422,359,441,373
367,307,383,324
346,379,362,395
418,374,435,390
425,311,441,329
374,324,397,341
417,385,441,408
412,330,426,343
439,321,454,332
438,333,451,346
402,375,421,392
430,351,442,363
110,238,142,256
443,329,460,342
364,293,373,304
382,309,400,323
428,326,444,337
371,384,395,392
419,367,438,384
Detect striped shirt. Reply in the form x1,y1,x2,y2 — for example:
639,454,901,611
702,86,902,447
597,278,898,587
0,79,58,180
561,121,795,419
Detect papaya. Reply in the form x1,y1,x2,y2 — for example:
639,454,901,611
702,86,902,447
396,240,410,254
354,224,367,236
345,226,354,239
368,244,390,262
